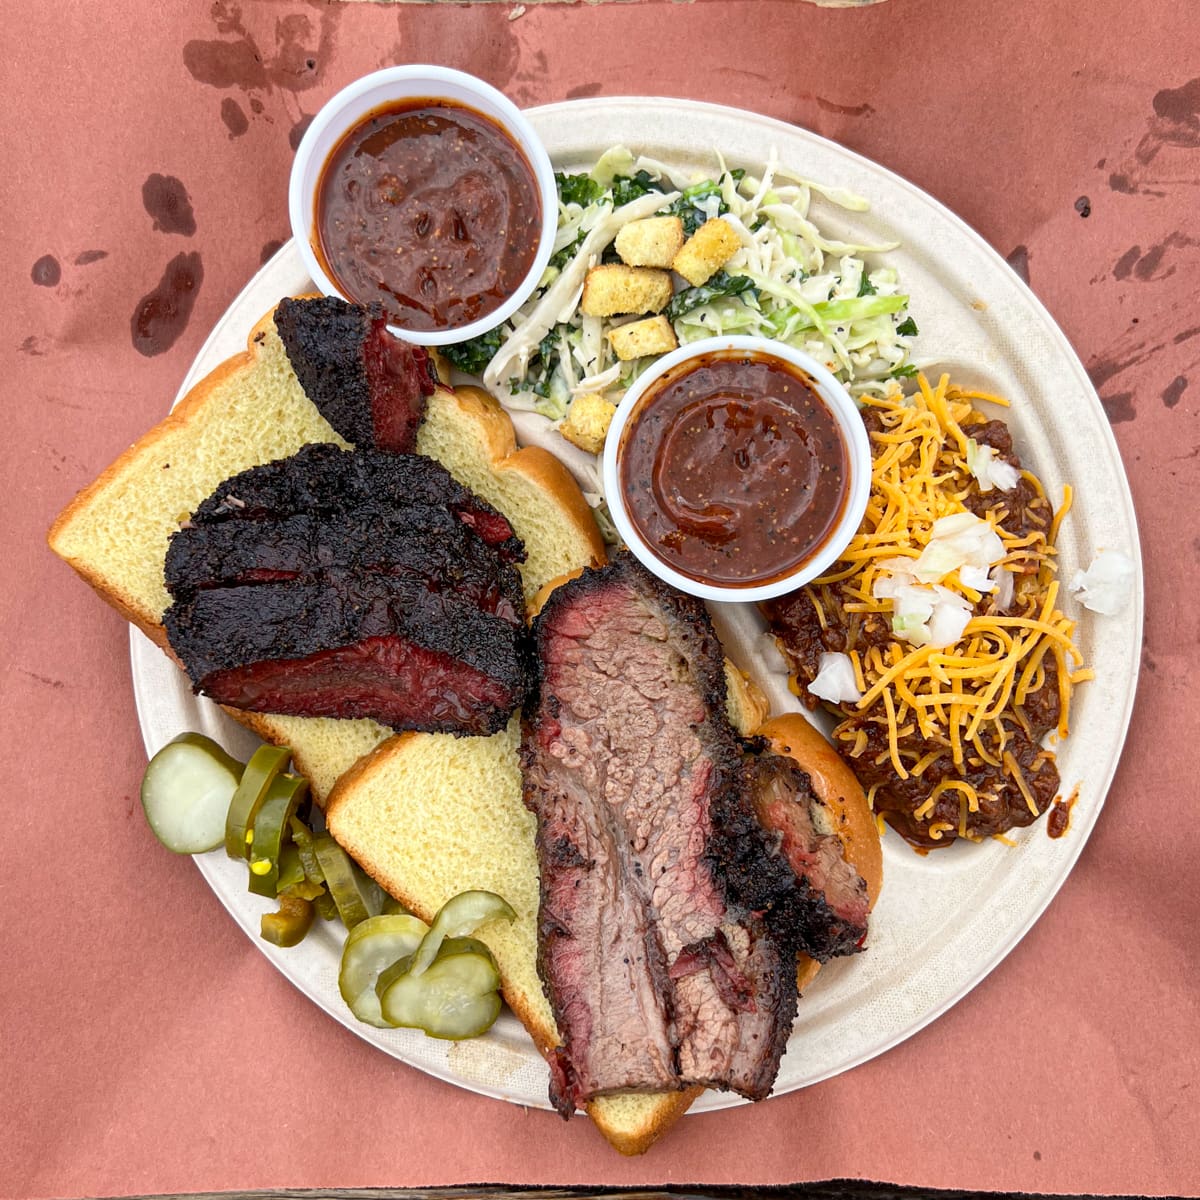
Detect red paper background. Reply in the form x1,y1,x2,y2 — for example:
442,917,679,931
5,1,1199,1196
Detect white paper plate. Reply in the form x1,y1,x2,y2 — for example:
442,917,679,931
130,98,1142,1114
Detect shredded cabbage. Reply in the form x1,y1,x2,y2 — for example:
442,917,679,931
446,145,920,438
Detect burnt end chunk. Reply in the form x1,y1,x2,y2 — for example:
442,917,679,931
274,295,437,454
522,553,799,1115
163,444,529,736
165,509,524,626
744,753,869,961
190,443,523,564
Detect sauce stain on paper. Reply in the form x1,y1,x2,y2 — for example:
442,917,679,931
31,255,61,287
131,252,204,358
143,174,197,237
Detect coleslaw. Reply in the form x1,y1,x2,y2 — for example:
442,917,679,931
441,145,919,428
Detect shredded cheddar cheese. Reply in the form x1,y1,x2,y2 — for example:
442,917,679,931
776,374,1089,847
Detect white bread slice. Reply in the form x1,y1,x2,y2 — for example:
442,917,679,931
47,306,605,800
325,649,771,1155
326,718,701,1156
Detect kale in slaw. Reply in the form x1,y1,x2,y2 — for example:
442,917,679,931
441,145,919,433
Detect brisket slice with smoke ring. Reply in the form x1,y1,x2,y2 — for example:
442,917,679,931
164,509,524,626
164,575,527,734
743,753,869,961
163,444,529,735
190,443,523,564
521,553,801,1115
273,295,437,454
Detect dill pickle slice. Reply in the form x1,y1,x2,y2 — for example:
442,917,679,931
409,890,517,978
140,733,244,855
338,913,430,1027
247,772,309,898
312,835,374,930
376,937,503,1040
260,894,315,948
225,744,291,859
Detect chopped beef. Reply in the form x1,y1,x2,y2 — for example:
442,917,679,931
163,444,529,735
522,553,802,1114
274,295,437,454
745,752,869,961
191,443,523,562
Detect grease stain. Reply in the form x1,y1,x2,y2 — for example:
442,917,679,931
1074,195,1092,218
1101,391,1136,423
1162,375,1188,408
143,174,197,236
131,252,204,358
816,97,875,118
1005,245,1030,284
565,82,603,100
31,255,61,287
20,335,47,356
221,96,250,138
1113,246,1141,280
289,114,313,152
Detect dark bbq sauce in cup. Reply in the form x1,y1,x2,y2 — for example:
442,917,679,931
618,350,851,587
315,99,541,333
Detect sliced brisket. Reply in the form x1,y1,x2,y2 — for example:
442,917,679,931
522,553,800,1114
163,444,529,735
164,577,525,733
274,295,437,454
744,752,869,961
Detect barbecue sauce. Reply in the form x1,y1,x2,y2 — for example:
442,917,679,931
314,100,541,333
619,351,851,587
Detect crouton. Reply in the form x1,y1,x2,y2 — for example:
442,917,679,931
559,392,617,455
580,265,673,317
607,315,679,362
615,216,686,269
672,217,741,286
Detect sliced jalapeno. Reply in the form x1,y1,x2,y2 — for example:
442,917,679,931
312,834,376,930
225,744,291,859
338,913,430,1027
247,772,309,898
376,937,504,1040
260,894,315,948
408,889,517,977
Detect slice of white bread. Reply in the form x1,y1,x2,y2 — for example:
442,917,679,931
325,652,773,1155
47,306,605,800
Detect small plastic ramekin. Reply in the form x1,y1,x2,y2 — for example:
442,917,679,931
288,64,557,347
602,335,872,603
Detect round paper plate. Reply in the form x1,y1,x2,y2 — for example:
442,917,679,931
131,97,1142,1113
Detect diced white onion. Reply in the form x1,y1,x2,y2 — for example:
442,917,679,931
1068,549,1136,615
808,653,863,704
966,439,1021,493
